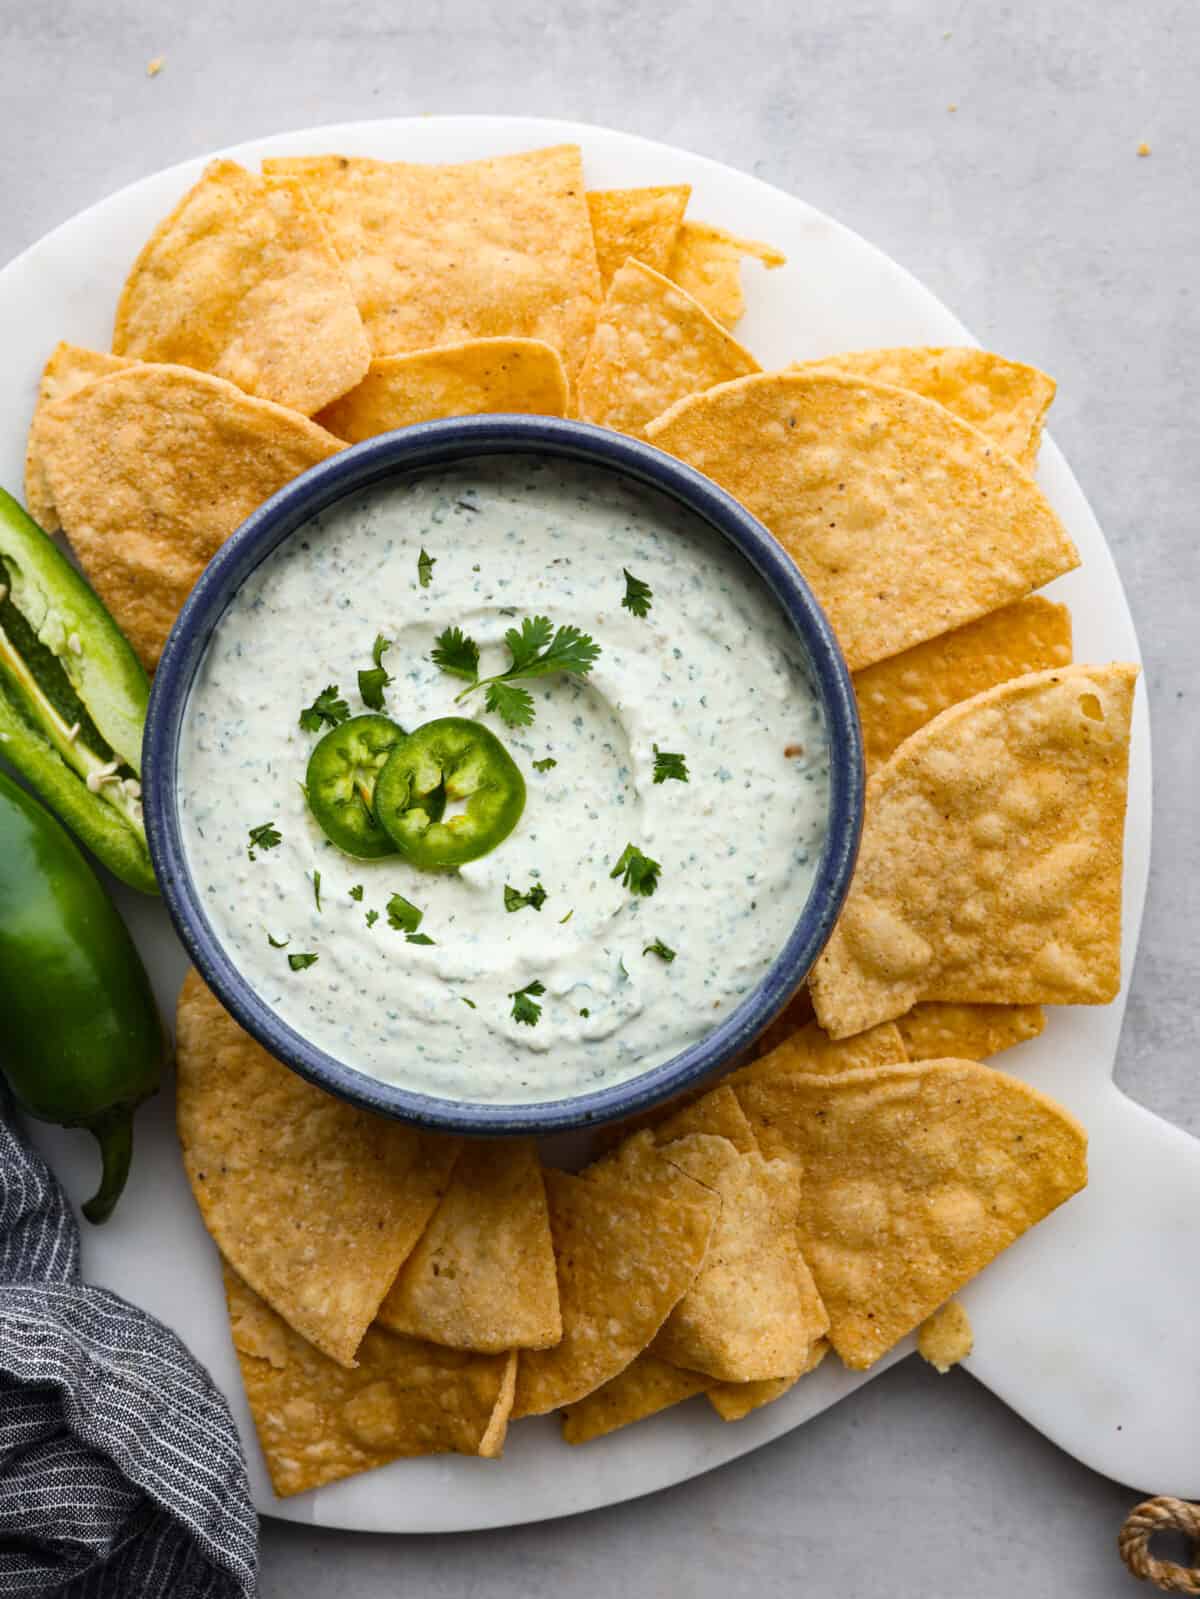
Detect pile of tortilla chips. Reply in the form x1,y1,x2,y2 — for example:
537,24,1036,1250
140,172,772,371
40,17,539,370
27,140,1137,1494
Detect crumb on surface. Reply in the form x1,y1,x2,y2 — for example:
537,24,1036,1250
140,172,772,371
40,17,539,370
917,1300,973,1374
146,55,165,76
1137,142,1151,157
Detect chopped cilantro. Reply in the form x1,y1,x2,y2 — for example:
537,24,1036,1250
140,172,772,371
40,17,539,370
358,634,392,709
621,568,653,618
643,937,677,963
266,931,289,949
430,625,480,682
348,884,364,901
386,893,424,934
312,869,322,911
532,756,558,773
579,1007,590,1018
509,979,546,1027
365,908,379,928
504,882,548,913
247,822,281,861
460,995,477,1009
287,952,318,971
610,842,661,897
299,684,350,732
559,908,574,924
652,744,689,784
418,548,436,588
406,932,436,945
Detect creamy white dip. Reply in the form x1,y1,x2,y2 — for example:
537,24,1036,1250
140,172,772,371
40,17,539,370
178,457,830,1103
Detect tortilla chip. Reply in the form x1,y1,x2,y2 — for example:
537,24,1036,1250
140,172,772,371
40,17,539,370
918,1299,974,1373
377,1139,560,1352
896,1002,1046,1061
266,146,602,383
560,1353,711,1444
655,1083,759,1153
587,185,691,291
667,221,786,328
737,1018,908,1084
512,1167,716,1418
809,663,1138,1037
315,337,569,440
176,970,460,1367
112,160,370,416
35,363,342,669
224,1265,515,1495
576,259,759,438
708,1337,830,1422
652,1135,824,1383
795,348,1056,470
854,597,1073,772
645,372,1079,671
24,344,137,532
738,1060,1087,1369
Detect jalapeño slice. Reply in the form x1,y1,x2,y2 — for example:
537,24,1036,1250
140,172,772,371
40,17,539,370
374,716,526,869
305,714,414,858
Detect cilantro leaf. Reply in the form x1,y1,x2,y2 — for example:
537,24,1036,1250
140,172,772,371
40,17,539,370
247,822,282,861
358,634,392,710
622,569,653,619
503,614,554,670
287,952,319,971
485,680,535,727
532,756,557,773
418,548,436,588
652,744,689,784
312,869,322,911
365,909,379,927
610,842,661,897
348,884,364,901
406,932,436,945
643,937,676,963
266,931,289,949
504,882,548,913
299,684,350,732
431,626,480,683
509,979,546,1026
386,893,424,934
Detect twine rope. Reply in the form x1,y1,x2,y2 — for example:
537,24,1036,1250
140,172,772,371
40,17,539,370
1120,1498,1200,1594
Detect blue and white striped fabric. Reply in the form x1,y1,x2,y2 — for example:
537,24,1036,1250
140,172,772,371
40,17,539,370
0,1092,258,1597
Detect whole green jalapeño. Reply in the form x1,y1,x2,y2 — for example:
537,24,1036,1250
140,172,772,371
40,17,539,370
305,713,412,858
374,716,526,868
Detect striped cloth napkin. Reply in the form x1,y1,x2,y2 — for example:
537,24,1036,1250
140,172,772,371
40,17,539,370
0,1092,257,1596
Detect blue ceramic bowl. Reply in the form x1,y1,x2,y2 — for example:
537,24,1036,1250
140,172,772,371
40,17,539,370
145,416,863,1135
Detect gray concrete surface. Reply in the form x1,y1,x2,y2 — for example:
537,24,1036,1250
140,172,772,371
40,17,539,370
2,1,1196,1593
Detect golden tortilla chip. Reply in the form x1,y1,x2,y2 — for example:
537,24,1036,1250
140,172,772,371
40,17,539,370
587,185,691,291
112,160,370,416
737,1018,908,1084
896,1002,1046,1061
266,146,602,383
645,372,1079,671
738,1060,1087,1369
224,1265,515,1496
24,344,137,532
809,663,1138,1037
655,1083,758,1153
918,1299,974,1373
512,1167,716,1418
854,597,1073,772
667,221,785,328
377,1139,560,1352
576,259,759,438
176,970,460,1367
707,1337,830,1422
652,1135,824,1383
795,347,1056,470
36,363,342,669
560,1353,711,1444
315,337,569,440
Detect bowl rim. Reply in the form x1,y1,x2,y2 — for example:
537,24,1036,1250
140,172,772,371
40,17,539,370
144,414,863,1134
